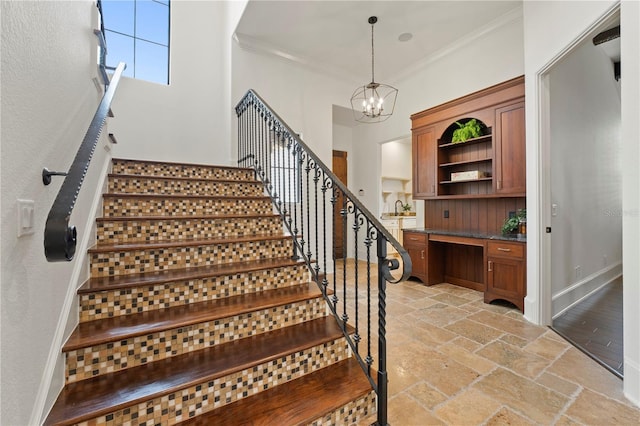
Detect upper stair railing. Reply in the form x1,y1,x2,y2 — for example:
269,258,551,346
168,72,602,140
43,0,125,261
235,89,412,426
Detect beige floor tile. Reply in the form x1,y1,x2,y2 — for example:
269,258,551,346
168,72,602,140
485,406,536,425
402,319,457,346
555,415,586,426
473,368,568,424
430,292,473,307
406,381,448,409
408,348,481,396
536,372,580,397
411,302,469,327
477,340,549,379
469,310,547,341
387,393,445,425
450,336,482,352
565,388,640,425
387,362,422,396
499,333,529,348
444,318,504,344
547,347,626,401
434,388,502,425
437,341,497,375
524,335,571,360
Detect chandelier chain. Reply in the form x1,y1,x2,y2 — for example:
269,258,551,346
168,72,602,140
371,22,375,83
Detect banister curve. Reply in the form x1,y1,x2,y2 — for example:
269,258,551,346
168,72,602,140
44,62,126,261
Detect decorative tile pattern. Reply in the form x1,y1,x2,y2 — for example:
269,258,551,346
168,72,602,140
309,391,377,426
90,239,294,277
102,195,274,217
79,264,309,322
74,339,348,425
96,215,283,244
108,176,264,197
66,303,333,383
111,159,255,181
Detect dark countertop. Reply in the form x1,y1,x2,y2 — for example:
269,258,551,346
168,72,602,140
402,227,526,243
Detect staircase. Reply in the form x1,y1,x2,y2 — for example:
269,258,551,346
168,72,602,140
44,158,376,425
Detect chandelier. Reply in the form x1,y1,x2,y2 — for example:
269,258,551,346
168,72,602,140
350,16,398,123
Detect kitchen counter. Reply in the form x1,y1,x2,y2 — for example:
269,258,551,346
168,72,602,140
404,228,526,242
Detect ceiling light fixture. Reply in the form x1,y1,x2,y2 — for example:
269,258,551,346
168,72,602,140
350,16,398,123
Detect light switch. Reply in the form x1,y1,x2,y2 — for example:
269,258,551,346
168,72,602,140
551,203,558,217
17,199,35,237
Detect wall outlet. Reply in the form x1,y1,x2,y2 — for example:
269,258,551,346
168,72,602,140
508,211,516,218
443,210,449,218
575,265,582,280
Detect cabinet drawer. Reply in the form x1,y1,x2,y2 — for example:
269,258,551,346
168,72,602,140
403,232,427,246
487,241,524,259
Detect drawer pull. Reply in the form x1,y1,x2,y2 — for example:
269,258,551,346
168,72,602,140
488,260,493,272
421,250,425,259
497,247,512,252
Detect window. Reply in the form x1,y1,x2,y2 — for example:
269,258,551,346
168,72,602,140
101,0,170,85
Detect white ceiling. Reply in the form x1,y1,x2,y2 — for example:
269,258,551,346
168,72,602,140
235,1,523,84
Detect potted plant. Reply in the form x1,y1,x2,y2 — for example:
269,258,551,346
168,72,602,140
501,209,526,235
402,203,412,215
452,119,483,144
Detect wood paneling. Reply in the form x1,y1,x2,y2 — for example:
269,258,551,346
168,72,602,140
423,197,526,234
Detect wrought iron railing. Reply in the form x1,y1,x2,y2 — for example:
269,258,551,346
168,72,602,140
43,1,125,261
235,89,411,425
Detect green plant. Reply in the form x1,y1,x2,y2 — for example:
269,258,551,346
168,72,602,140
402,203,412,212
501,209,526,234
452,119,483,143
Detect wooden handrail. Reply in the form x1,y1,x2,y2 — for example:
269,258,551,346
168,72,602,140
43,61,125,261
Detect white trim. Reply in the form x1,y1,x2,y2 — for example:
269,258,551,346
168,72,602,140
532,2,621,327
551,262,622,319
29,154,112,425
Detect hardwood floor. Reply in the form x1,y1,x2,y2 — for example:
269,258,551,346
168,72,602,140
552,277,623,377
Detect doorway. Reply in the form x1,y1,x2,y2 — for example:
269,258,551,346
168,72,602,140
332,150,348,258
541,11,623,376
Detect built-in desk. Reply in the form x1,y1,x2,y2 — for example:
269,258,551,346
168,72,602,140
403,229,526,311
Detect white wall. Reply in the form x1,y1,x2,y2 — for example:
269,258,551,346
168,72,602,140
1,1,106,424
523,0,640,405
548,36,622,314
110,0,246,166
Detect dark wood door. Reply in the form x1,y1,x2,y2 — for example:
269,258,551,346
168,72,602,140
332,150,347,258
412,126,437,198
494,101,526,195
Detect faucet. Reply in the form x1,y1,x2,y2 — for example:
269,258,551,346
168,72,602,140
394,199,404,215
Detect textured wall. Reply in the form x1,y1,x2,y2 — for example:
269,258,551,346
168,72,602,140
1,1,107,424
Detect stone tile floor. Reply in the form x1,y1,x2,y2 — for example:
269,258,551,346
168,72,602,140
349,276,640,425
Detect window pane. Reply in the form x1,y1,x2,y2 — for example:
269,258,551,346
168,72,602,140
136,0,169,45
101,0,134,35
105,30,135,78
135,39,168,84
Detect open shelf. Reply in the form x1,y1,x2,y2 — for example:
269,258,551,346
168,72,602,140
438,134,491,149
440,177,493,184
439,158,492,168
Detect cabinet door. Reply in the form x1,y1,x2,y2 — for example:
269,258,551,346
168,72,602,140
494,101,526,195
412,126,436,198
486,257,525,308
407,246,427,282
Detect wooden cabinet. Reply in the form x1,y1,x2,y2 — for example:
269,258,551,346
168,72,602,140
494,101,526,196
411,76,525,200
485,240,526,311
412,126,437,198
403,231,427,283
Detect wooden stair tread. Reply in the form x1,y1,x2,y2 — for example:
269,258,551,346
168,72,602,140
103,193,270,200
87,232,293,253
96,213,280,223
112,158,254,172
79,258,304,293
46,318,348,426
64,283,326,351
179,358,372,426
108,173,260,184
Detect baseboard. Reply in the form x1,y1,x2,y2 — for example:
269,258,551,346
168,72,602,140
624,357,640,407
29,154,112,425
551,262,622,319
